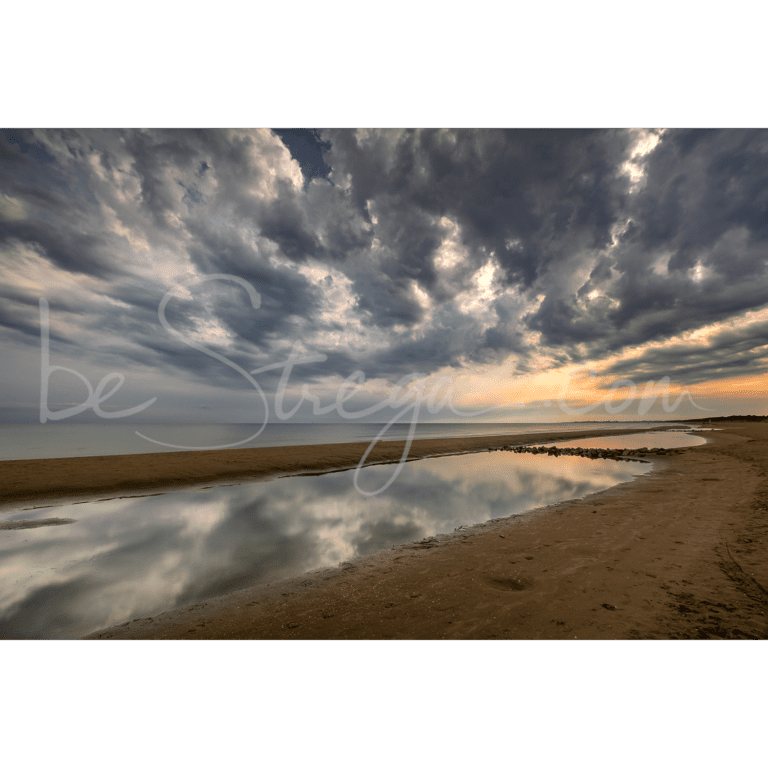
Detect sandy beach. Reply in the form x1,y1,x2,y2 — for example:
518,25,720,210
0,425,666,507
69,422,767,640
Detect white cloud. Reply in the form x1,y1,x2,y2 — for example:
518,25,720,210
0,193,26,220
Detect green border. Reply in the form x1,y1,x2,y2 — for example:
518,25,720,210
2,2,768,766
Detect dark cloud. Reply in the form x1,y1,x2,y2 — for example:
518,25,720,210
528,129,768,359
2,128,767,419
1,221,128,280
254,180,325,262
325,129,632,289
313,129,645,374
601,319,768,386
0,129,56,167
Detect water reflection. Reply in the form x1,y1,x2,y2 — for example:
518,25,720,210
0,452,650,639
551,431,707,450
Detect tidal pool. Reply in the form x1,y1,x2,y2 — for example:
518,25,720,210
0,450,654,639
550,431,708,451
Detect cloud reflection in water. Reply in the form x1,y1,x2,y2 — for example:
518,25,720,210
0,452,649,638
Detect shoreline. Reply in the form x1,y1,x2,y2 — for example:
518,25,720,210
0,425,671,508
83,422,768,640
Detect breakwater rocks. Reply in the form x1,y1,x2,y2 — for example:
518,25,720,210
490,445,684,462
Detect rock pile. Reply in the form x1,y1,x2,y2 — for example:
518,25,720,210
489,444,684,462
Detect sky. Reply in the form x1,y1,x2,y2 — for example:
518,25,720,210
2,127,768,425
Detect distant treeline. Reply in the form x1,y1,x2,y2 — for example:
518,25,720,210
682,415,768,422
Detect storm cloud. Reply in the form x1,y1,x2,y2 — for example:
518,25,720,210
2,128,767,420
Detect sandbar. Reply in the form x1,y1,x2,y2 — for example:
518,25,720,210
0,426,666,507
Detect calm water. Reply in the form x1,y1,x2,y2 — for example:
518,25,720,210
0,421,686,461
551,432,708,450
0,450,653,639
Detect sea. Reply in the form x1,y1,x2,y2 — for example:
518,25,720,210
0,420,690,461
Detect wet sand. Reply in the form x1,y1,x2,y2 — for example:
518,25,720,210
82,422,768,640
0,426,663,507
